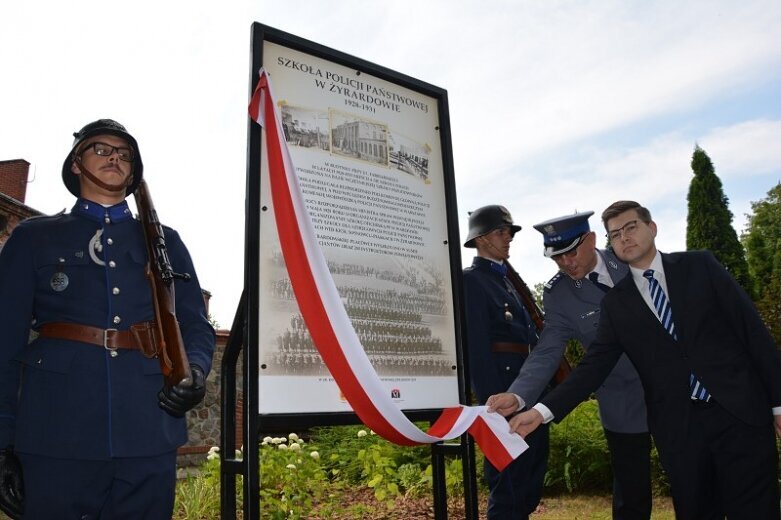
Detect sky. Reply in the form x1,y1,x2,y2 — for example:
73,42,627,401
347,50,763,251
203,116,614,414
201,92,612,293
2,0,781,328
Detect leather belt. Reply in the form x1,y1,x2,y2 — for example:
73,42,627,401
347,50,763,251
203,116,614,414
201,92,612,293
38,322,152,352
491,342,530,355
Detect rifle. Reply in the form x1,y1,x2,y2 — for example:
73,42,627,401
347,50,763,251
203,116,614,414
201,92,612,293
135,180,193,388
504,261,572,385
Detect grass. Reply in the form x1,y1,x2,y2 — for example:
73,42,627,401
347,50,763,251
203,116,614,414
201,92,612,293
532,495,675,520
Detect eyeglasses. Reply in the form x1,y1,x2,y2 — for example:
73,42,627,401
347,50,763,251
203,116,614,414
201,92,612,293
83,142,134,162
552,234,587,262
606,220,640,242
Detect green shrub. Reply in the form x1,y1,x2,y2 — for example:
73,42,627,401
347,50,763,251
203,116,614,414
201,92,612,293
310,425,432,506
545,399,673,496
258,434,329,518
545,399,612,493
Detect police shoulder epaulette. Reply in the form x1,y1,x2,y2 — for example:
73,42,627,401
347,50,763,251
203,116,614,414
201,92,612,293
544,272,564,292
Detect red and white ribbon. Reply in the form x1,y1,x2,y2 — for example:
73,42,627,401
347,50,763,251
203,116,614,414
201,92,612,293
249,68,526,471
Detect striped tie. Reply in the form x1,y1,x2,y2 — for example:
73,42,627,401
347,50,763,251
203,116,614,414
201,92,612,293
643,269,711,402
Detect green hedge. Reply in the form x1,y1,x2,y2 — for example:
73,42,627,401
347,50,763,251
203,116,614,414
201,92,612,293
545,399,669,495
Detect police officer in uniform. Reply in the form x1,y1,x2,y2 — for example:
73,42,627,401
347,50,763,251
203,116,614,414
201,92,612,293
0,119,214,519
487,211,652,520
462,205,548,519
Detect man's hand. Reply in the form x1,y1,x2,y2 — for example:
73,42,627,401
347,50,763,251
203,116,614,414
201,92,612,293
508,409,544,438
0,446,24,519
158,364,206,418
485,393,521,417
774,414,781,439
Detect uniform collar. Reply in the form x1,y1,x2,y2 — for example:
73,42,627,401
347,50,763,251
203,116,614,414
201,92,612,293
73,198,134,224
472,256,507,277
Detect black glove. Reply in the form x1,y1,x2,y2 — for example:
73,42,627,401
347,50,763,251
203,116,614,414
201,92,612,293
158,364,206,418
0,446,24,520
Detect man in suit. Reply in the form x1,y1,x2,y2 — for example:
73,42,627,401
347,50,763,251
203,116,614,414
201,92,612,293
462,205,548,519
487,211,652,520
504,200,781,519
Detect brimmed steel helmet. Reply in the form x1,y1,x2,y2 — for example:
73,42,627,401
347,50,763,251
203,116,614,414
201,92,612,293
61,119,143,197
463,205,521,248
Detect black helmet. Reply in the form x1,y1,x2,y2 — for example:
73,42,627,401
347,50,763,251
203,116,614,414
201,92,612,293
463,205,522,248
62,119,143,197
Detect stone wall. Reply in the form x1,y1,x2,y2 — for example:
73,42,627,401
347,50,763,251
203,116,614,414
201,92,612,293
177,328,244,467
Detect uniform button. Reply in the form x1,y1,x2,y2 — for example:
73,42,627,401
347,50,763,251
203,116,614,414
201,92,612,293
104,217,111,224
107,238,114,245
112,287,120,295
108,260,116,268
113,316,121,324
505,366,511,371
58,257,65,263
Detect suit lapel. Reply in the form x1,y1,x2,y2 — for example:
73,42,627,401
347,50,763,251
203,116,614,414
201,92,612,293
612,271,669,335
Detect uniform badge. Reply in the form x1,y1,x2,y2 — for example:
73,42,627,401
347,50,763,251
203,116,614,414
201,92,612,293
503,303,513,321
50,272,69,292
609,260,618,270
574,279,583,289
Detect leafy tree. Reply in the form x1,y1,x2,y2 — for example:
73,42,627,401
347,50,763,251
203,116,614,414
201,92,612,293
686,145,751,290
741,183,781,344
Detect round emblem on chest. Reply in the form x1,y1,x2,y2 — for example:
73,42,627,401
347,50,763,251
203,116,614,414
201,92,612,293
574,279,583,289
50,272,69,292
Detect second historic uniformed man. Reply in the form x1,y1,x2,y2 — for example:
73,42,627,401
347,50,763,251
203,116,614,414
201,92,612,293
487,211,652,520
462,205,548,519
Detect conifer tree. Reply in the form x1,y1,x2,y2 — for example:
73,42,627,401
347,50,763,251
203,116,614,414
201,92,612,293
742,183,781,344
686,145,751,290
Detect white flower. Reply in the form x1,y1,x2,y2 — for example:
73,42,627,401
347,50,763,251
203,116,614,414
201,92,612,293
235,449,243,461
370,430,376,435
206,446,220,460
289,443,301,452
286,464,297,470
310,451,320,460
288,433,299,441
357,430,367,437
263,436,273,444
278,444,289,451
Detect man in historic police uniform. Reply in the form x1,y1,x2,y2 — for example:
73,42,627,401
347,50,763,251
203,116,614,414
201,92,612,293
462,205,548,519
0,119,214,519
487,211,652,520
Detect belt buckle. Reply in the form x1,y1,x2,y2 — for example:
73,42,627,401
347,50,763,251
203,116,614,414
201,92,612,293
104,328,119,357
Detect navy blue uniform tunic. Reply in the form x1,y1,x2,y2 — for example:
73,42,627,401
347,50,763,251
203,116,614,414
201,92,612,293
0,199,214,460
463,256,548,519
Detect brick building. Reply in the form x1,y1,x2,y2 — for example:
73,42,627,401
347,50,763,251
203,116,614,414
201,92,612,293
0,159,42,248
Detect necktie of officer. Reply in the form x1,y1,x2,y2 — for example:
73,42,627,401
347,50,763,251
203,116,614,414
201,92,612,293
588,272,611,293
643,269,711,402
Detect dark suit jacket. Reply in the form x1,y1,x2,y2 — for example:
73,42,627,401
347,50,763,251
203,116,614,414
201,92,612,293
542,250,781,454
